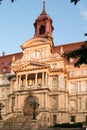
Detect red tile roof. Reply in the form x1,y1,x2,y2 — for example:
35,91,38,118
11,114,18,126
53,41,86,65
0,52,23,74
54,41,86,53
0,41,85,74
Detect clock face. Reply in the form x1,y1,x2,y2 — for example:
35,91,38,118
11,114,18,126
33,50,40,58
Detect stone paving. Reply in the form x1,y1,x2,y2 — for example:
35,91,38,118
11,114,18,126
0,127,84,130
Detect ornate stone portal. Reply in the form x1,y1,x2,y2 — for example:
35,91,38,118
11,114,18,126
23,92,39,118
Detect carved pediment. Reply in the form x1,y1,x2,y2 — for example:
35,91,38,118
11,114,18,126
21,37,53,50
12,61,49,72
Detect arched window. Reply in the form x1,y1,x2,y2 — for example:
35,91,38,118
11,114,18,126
39,25,45,34
84,81,87,92
52,76,58,89
70,100,76,110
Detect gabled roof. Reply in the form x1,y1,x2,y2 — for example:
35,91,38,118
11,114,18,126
12,60,49,73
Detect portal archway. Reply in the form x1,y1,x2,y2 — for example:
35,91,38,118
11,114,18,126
53,115,57,125
23,93,39,116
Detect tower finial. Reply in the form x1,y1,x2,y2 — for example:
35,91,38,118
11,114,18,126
43,1,46,12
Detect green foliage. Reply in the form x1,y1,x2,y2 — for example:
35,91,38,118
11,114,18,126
71,0,80,5
0,0,80,5
0,0,15,4
53,122,82,128
62,41,87,67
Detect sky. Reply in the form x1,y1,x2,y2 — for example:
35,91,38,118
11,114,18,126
0,0,87,55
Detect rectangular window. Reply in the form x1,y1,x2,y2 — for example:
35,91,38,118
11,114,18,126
85,100,87,110
85,81,87,92
84,70,87,76
70,71,74,78
70,116,76,122
86,116,87,122
1,88,6,98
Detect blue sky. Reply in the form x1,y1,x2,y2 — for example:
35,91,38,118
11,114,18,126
0,0,87,55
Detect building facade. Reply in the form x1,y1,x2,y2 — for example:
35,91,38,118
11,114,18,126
0,2,87,126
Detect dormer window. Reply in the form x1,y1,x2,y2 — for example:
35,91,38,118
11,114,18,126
2,67,7,73
39,25,45,34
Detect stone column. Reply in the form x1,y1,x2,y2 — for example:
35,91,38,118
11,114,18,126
8,97,12,113
16,75,19,88
57,95,59,111
42,72,44,87
19,75,21,89
35,73,37,87
65,74,67,90
15,94,18,110
10,80,13,93
18,94,20,109
26,74,28,88
45,72,48,86
42,93,43,108
43,93,45,108
45,93,47,108
78,81,81,93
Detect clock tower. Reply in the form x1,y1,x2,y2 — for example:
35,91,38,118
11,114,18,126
34,1,54,40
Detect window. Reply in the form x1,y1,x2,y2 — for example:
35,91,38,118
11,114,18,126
70,71,74,78
70,100,76,110
78,81,81,92
34,51,40,58
85,99,87,110
52,76,58,89
85,116,87,122
70,116,76,122
70,82,76,93
2,78,6,84
39,25,45,34
51,63,57,69
53,115,57,125
84,81,87,92
84,69,87,76
1,88,6,98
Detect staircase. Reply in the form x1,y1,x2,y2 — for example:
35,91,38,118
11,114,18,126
3,114,31,129
0,114,83,130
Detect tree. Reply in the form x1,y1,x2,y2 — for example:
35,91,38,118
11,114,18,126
62,41,87,67
0,0,15,4
71,0,80,5
62,1,87,67
1,0,86,67
0,0,80,4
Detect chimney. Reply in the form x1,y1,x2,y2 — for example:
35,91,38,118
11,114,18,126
60,46,64,54
2,51,5,56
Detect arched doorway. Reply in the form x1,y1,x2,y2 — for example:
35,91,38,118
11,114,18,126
23,93,39,117
53,115,57,125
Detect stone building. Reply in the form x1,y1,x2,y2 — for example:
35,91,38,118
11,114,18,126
0,2,87,127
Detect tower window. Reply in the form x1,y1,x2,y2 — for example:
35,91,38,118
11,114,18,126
39,25,45,34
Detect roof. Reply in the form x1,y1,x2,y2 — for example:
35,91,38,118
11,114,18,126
0,52,23,74
0,41,85,74
35,1,52,23
54,41,86,53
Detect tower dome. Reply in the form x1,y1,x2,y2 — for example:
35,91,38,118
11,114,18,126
34,1,54,40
